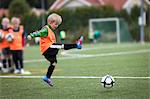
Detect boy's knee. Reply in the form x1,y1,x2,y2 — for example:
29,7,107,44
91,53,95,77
50,61,57,67
52,62,57,66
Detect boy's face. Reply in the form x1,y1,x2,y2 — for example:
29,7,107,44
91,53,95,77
12,19,20,29
49,21,59,30
2,19,9,29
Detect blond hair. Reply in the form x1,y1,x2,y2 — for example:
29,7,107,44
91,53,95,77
47,13,62,25
11,17,20,24
2,17,9,24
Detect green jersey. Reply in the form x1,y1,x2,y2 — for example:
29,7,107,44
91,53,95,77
30,25,53,38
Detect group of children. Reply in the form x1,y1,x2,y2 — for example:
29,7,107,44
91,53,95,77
0,13,83,87
0,17,25,74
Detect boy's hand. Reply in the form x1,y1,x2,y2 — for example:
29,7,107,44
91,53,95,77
27,35,32,40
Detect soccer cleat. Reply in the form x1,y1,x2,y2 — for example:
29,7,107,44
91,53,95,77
14,69,20,74
43,76,53,87
20,69,31,75
20,69,25,74
76,36,83,49
2,68,9,73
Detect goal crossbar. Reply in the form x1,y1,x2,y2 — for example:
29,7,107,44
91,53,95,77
89,17,120,44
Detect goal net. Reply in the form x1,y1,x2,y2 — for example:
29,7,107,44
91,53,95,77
89,18,133,43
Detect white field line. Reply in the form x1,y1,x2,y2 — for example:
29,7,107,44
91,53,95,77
0,76,150,79
61,49,150,57
24,49,150,63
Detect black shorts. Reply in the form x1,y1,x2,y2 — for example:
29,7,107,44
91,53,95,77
43,47,59,63
2,47,11,56
11,50,23,60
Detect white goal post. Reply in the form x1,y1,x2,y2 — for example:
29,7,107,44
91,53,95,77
89,17,121,44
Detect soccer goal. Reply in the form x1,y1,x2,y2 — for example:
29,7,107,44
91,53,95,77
89,17,132,43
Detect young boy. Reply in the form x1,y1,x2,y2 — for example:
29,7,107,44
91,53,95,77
0,17,13,73
27,13,83,86
0,48,2,72
9,17,25,74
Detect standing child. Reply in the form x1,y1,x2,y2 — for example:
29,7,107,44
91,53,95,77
0,48,2,72
27,13,83,86
0,17,13,73
10,17,25,74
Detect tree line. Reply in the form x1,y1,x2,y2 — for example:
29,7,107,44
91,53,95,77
0,0,150,42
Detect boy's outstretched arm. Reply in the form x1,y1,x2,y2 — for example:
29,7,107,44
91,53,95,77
27,27,48,40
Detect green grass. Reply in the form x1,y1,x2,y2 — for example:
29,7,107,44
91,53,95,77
0,43,150,99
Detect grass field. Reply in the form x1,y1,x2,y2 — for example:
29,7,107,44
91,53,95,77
0,43,150,99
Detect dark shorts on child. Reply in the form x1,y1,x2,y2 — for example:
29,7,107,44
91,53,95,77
43,47,59,63
2,47,11,56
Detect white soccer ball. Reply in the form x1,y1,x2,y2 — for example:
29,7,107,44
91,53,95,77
101,75,115,88
5,33,14,43
0,32,4,42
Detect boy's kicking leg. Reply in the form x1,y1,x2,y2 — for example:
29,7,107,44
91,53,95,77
50,36,83,50
42,36,83,87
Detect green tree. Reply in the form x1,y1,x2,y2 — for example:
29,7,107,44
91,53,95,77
0,0,12,8
26,0,55,10
128,6,141,41
9,0,30,18
22,13,41,34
